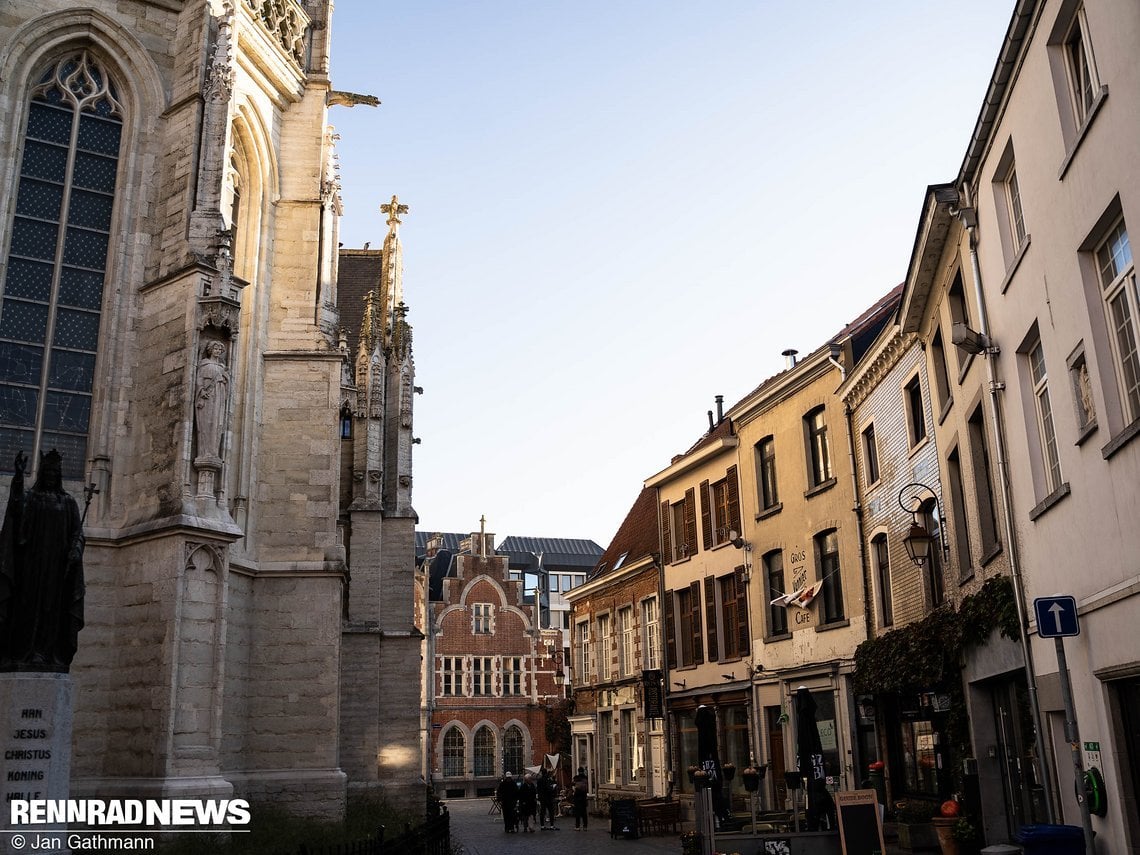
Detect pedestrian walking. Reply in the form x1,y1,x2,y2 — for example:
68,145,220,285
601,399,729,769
538,767,560,830
572,766,589,830
518,773,538,832
497,772,520,833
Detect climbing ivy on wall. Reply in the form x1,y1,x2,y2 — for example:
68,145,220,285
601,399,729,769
853,575,1020,695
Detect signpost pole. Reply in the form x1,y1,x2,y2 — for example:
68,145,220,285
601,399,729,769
1053,637,1095,853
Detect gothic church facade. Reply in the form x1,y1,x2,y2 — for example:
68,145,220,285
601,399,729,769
0,0,421,818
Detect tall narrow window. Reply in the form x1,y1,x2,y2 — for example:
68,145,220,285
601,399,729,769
905,375,927,446
1064,8,1099,126
472,657,493,696
642,597,660,671
472,603,493,634
1006,167,1027,252
805,407,832,488
443,727,465,777
621,709,639,784
949,274,973,377
600,712,615,784
763,550,788,637
503,726,524,776
661,492,697,563
923,502,945,608
861,423,879,485
474,726,495,777
755,436,779,510
872,535,892,627
597,613,612,680
930,328,952,412
618,606,634,677
1028,337,1063,492
968,407,1001,557
816,529,844,624
504,656,524,695
676,587,694,666
946,446,973,581
440,656,461,696
575,620,590,686
719,573,742,660
0,52,124,477
1096,219,1139,421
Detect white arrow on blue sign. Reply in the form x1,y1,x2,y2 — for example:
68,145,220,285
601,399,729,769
1034,595,1079,638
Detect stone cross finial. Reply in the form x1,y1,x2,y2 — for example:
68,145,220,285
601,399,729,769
381,195,408,227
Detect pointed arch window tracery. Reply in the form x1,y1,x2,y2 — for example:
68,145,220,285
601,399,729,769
0,51,123,477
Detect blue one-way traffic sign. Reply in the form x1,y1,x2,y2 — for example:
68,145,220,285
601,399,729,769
1034,595,1080,638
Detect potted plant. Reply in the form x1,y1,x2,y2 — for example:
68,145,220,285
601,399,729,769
952,817,982,855
932,799,962,855
681,830,703,855
895,800,939,851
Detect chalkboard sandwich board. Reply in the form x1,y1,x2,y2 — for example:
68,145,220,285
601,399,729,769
609,798,639,839
835,789,886,855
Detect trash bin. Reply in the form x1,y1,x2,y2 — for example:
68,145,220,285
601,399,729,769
1014,824,1084,855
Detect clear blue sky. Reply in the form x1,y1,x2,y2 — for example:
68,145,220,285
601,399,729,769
328,2,1014,549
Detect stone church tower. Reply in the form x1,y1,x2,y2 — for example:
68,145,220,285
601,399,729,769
0,0,421,818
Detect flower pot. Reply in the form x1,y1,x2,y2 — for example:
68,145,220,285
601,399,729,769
933,816,960,855
898,821,939,851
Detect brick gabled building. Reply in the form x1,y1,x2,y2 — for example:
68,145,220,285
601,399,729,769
421,527,566,799
565,487,669,805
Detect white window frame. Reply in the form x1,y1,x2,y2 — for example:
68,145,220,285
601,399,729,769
805,407,832,487
642,597,660,671
618,606,634,677
472,602,493,634
597,612,612,681
440,656,461,697
1027,337,1063,492
1096,218,1140,422
1005,165,1027,253
1063,7,1099,128
576,620,590,686
472,656,493,696
504,655,524,695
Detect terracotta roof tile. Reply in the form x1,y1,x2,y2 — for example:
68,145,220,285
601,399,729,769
591,486,660,578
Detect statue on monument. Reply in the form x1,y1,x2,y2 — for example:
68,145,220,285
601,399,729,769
0,450,86,672
194,339,231,465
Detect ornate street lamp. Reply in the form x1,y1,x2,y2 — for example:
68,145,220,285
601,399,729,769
898,482,947,567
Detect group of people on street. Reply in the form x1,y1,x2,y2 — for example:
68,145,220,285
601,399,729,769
495,766,592,833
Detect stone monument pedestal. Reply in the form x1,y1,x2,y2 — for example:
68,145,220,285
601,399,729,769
1,673,73,853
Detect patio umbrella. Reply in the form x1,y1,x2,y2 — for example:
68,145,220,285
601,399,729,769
795,686,835,831
695,704,729,821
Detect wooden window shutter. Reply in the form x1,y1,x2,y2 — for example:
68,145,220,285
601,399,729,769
690,579,704,664
700,479,713,550
660,500,672,564
664,591,677,670
704,576,719,662
735,565,750,657
726,464,741,535
684,487,697,558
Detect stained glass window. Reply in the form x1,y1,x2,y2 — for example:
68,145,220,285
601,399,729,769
0,52,122,478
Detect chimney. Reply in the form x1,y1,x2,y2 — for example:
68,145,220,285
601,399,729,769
426,532,444,558
715,395,724,424
707,410,715,431
782,348,799,369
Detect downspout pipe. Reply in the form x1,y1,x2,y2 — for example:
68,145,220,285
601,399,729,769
957,196,1057,824
653,551,675,798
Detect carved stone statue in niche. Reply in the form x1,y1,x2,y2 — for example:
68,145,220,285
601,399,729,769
0,450,85,672
195,340,231,467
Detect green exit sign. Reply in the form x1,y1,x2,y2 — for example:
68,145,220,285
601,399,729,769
1084,742,1100,751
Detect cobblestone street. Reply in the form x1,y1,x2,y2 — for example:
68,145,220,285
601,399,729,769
445,798,681,855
